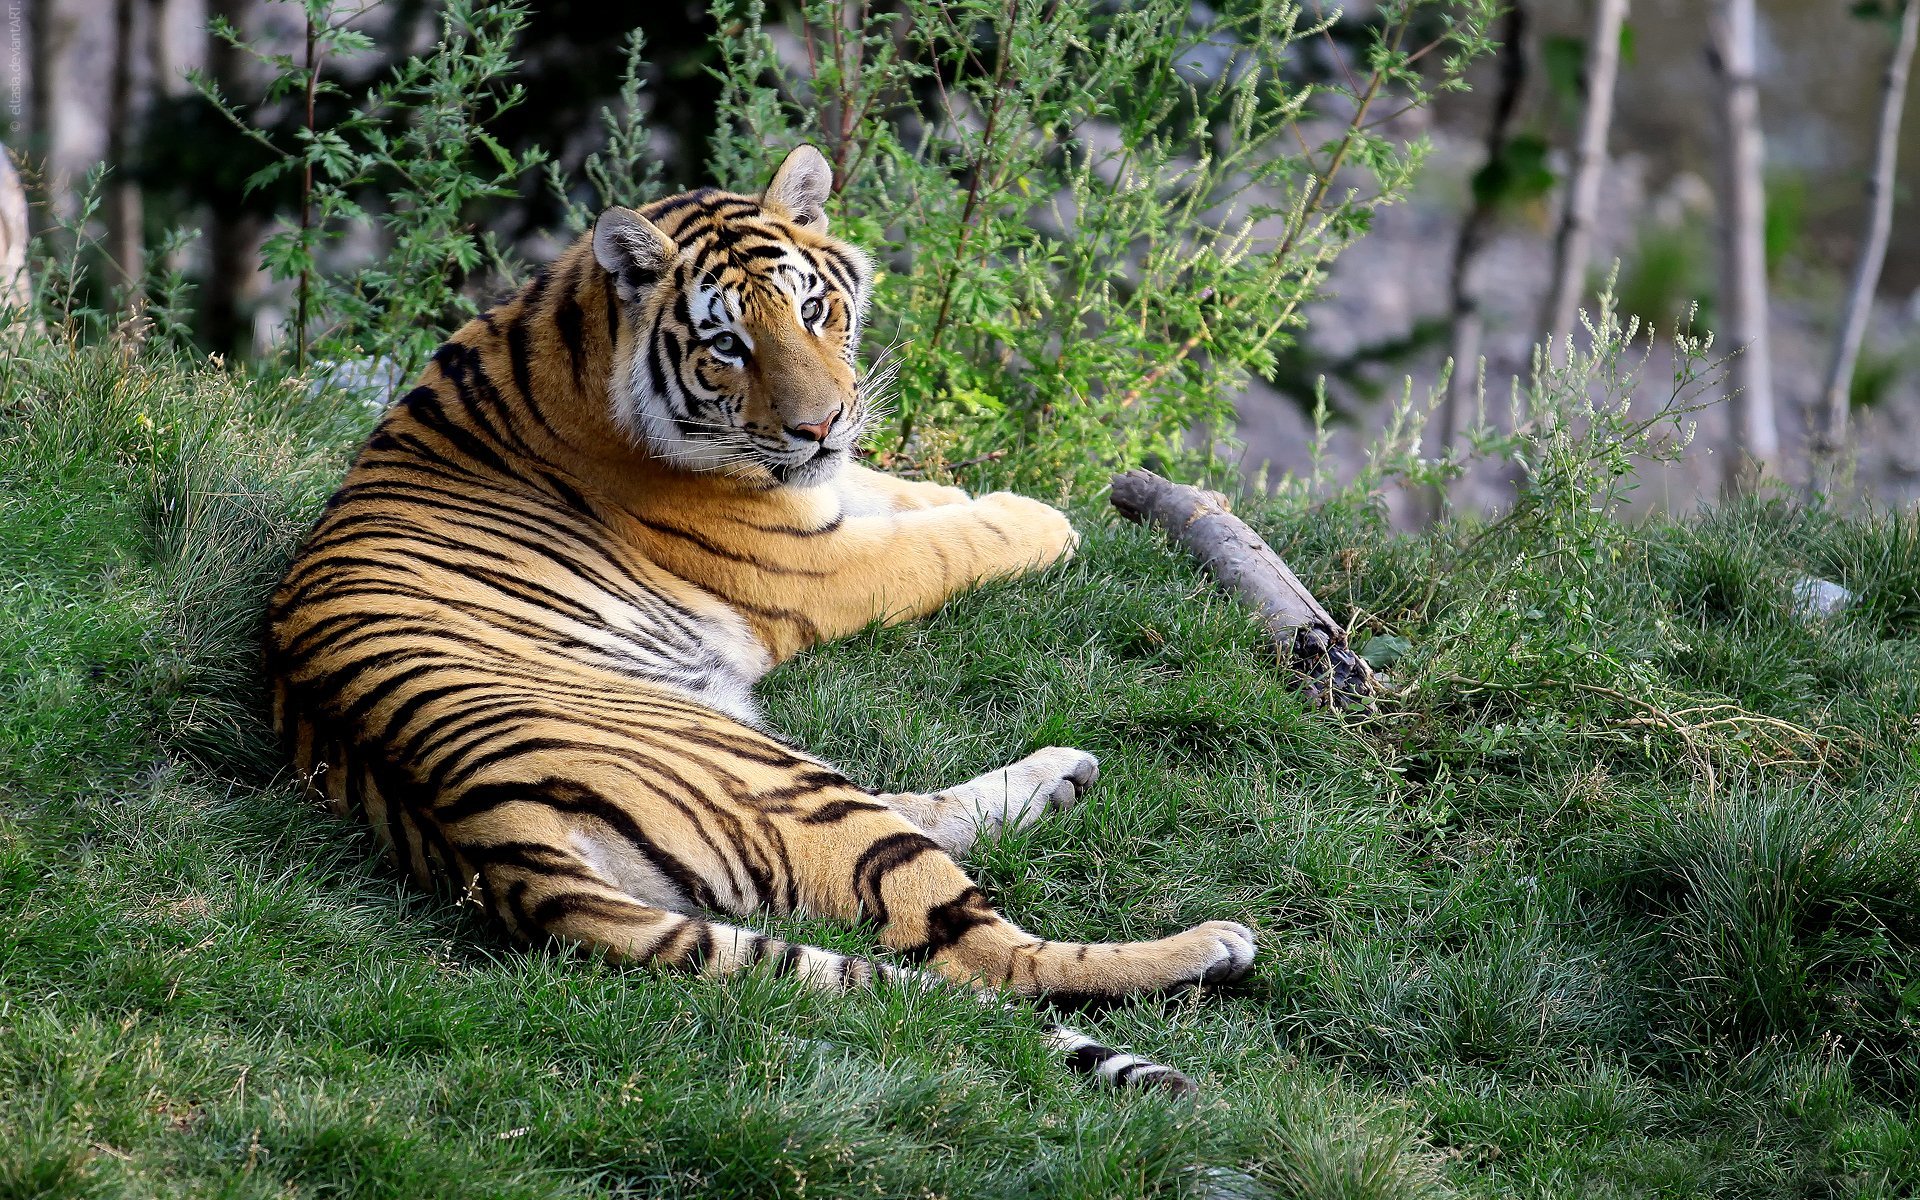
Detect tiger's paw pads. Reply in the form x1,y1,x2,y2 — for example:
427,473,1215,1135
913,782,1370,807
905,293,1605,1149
1197,920,1257,984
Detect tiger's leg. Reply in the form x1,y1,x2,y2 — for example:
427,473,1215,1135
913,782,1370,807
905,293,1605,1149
788,798,1256,999
479,839,903,989
464,813,1196,1092
881,747,1099,855
838,463,971,514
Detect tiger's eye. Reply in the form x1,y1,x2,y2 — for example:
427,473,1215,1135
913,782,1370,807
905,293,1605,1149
801,296,823,323
711,333,743,358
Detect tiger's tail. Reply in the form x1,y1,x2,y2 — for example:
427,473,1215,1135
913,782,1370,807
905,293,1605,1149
1043,1023,1196,1093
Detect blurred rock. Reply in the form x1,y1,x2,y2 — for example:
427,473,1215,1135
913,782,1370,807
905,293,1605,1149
310,356,406,410
1188,1165,1274,1200
1792,577,1855,620
1232,122,1920,520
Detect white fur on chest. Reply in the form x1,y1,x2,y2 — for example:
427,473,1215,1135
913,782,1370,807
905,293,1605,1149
567,579,772,726
653,597,770,725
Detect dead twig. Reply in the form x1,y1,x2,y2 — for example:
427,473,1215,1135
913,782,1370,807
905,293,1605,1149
1109,468,1375,707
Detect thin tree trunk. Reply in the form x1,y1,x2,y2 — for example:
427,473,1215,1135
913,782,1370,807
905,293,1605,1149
106,0,144,305
24,0,46,234
1810,0,1919,491
16,0,39,179
1431,3,1528,524
1708,0,1777,495
199,0,257,356
294,9,318,369
1,147,34,334
1541,0,1628,363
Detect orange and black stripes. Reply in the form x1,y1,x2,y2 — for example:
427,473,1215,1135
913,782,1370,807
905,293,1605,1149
266,147,1252,1094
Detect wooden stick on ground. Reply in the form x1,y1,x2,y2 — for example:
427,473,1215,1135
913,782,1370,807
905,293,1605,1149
1109,468,1375,707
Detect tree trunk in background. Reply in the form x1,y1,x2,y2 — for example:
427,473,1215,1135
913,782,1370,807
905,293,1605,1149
1708,0,1777,495
200,0,259,356
1810,0,1919,494
33,0,74,220
105,0,144,302
15,0,39,184
1,148,33,330
1541,0,1628,363
1431,3,1528,526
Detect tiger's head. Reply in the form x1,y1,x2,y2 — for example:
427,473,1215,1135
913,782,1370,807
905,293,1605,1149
592,145,876,489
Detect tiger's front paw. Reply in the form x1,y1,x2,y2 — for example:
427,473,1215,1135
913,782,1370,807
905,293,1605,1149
1154,921,1257,991
976,492,1079,568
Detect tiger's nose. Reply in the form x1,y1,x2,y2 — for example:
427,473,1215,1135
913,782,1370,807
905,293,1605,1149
785,408,842,443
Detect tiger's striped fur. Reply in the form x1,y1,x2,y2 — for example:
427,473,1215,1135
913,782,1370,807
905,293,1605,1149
265,146,1255,1093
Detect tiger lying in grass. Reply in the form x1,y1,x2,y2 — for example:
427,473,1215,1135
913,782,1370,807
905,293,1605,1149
265,145,1255,1093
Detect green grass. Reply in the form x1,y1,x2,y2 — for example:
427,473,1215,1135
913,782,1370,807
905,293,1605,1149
3,343,1918,1199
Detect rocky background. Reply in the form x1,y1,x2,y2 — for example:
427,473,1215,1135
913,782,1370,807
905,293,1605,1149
1246,121,1920,521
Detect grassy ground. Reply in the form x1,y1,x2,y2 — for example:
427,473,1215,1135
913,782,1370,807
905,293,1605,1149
3,343,1918,1199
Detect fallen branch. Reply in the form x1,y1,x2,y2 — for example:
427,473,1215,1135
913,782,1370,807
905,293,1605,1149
1109,468,1375,707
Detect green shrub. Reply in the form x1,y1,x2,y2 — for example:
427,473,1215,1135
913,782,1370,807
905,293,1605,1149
706,0,1496,488
192,0,546,376
175,0,1497,489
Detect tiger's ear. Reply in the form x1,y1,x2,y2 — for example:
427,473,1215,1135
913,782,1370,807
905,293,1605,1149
593,207,675,301
761,144,832,230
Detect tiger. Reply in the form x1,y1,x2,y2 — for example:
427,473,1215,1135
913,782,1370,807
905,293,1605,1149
265,144,1256,1094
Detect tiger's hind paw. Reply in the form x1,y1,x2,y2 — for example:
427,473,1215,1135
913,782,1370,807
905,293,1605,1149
1194,920,1257,985
1010,746,1099,819
1153,920,1257,991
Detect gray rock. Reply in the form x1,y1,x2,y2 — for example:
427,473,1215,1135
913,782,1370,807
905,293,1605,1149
1792,576,1855,620
309,356,406,410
